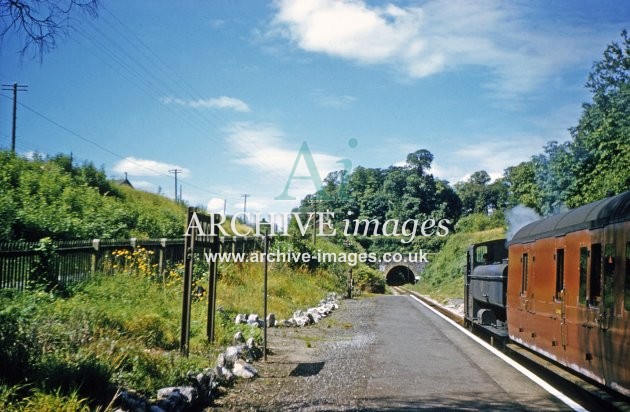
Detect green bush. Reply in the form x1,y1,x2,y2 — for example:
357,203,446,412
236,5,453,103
409,227,505,301
0,301,39,384
454,211,505,233
0,151,186,241
353,266,385,293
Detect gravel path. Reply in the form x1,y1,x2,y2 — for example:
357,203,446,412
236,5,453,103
207,297,375,411
206,295,570,411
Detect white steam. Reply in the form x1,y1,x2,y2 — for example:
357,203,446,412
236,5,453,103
506,205,541,241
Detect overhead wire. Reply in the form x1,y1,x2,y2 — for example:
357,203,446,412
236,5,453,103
5,5,301,207
81,12,229,140
59,24,240,202
76,9,276,202
0,92,228,198
95,4,289,183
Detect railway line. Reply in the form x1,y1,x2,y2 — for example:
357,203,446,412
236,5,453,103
393,285,630,411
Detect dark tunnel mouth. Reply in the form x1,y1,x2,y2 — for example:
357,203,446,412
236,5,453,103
385,265,416,286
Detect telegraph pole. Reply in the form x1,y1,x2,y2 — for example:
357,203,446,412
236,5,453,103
1,83,28,153
169,169,182,202
241,194,250,223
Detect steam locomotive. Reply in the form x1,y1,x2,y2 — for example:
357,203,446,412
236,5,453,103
464,190,630,396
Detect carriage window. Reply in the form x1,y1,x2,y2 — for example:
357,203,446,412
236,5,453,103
603,244,615,310
521,253,528,295
590,243,602,305
475,245,488,265
579,247,588,305
625,242,630,311
555,249,564,299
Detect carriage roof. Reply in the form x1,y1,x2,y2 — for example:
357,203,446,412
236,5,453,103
510,190,630,244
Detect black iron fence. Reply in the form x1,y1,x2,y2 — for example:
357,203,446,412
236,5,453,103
0,236,265,291
0,238,186,291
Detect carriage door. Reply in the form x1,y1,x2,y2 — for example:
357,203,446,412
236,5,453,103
555,247,567,347
519,251,532,314
589,243,603,323
601,243,615,331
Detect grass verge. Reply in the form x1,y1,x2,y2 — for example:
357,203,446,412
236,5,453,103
407,227,505,303
0,254,344,410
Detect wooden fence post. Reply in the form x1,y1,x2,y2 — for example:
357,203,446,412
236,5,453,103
206,236,219,342
91,239,100,274
159,238,166,274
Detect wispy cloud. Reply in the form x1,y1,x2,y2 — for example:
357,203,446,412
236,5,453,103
312,90,356,108
161,96,251,112
270,0,607,97
112,156,189,177
128,180,157,191
209,19,225,29
384,133,548,184
207,197,226,214
224,122,344,201
451,135,547,181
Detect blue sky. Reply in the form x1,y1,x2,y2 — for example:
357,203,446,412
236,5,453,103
1,0,628,216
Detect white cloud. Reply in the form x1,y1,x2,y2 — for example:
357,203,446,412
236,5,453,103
224,122,341,176
161,95,251,112
270,0,606,96
207,197,226,214
312,90,356,108
129,180,157,191
450,136,547,181
223,122,344,201
21,151,37,160
209,19,225,29
112,156,189,177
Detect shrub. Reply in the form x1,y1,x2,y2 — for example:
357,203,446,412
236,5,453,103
454,211,505,233
353,266,385,293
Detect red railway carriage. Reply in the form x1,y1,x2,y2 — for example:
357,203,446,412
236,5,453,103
507,190,630,396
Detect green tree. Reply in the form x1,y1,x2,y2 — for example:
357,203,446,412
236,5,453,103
507,32,630,214
297,148,461,242
504,161,542,212
454,171,497,215
382,166,407,219
531,141,576,214
566,31,630,205
434,179,462,221
405,149,434,175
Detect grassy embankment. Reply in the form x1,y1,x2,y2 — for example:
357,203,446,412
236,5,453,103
407,213,506,302
0,246,347,410
0,152,375,410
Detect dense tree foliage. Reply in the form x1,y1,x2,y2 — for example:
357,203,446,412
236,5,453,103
454,171,508,216
0,151,186,241
297,148,461,249
503,161,541,212
567,31,630,205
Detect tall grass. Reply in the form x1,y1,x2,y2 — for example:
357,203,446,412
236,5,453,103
0,246,345,408
216,262,340,319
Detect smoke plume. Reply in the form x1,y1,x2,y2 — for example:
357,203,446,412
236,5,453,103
506,205,541,241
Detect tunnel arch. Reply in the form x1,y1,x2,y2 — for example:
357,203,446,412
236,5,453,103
385,265,417,286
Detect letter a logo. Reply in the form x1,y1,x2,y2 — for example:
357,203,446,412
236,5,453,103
275,141,324,200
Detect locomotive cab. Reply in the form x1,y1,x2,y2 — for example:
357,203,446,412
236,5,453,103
464,239,509,339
